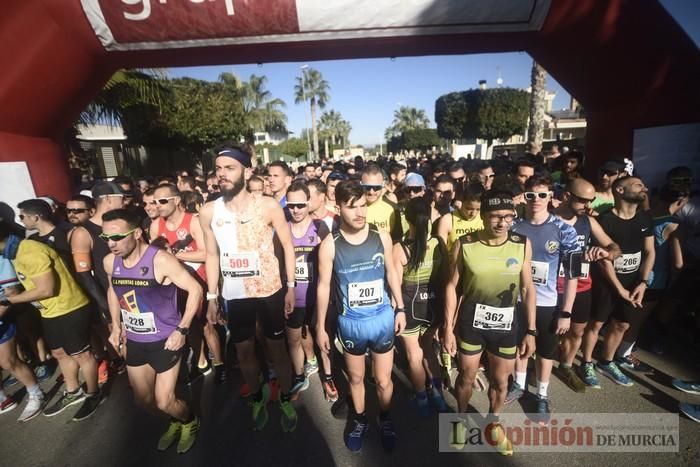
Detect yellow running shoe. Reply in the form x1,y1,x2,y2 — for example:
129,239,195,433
157,420,181,451
488,422,513,456
177,415,200,454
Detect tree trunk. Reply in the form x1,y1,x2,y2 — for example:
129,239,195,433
324,138,329,159
527,60,546,153
310,100,319,161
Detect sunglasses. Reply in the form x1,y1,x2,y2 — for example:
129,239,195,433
407,186,424,194
362,184,383,193
156,197,178,205
66,208,89,214
287,202,309,210
599,169,619,177
328,173,347,181
570,193,595,204
524,192,551,201
436,190,453,197
99,227,138,242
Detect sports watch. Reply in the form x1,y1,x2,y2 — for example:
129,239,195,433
175,326,190,336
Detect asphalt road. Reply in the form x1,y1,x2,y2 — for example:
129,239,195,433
1,341,699,467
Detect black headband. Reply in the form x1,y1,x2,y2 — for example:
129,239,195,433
217,148,252,168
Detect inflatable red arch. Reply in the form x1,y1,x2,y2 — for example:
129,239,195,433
2,0,699,200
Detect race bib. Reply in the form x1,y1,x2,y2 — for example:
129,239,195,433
558,262,590,279
348,279,384,308
295,262,311,282
221,252,260,278
531,261,549,286
121,309,157,334
614,252,641,274
473,303,514,331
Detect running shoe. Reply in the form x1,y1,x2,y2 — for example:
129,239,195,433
615,354,652,373
534,394,551,426
17,392,45,422
158,421,181,451
671,379,700,395
73,391,105,421
290,376,309,397
596,361,633,386
428,387,448,413
504,382,525,405
558,366,586,393
43,390,87,417
412,393,430,417
251,383,271,431
187,363,211,385
345,418,369,452
377,415,397,452
679,403,700,423
488,422,513,456
177,416,200,454
34,364,51,383
239,382,251,398
214,363,226,385
279,399,298,432
97,360,109,385
580,362,601,389
322,378,339,402
0,397,17,413
304,359,319,377
3,374,18,388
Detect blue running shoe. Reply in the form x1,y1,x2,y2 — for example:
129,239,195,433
534,394,551,426
428,387,448,413
596,361,633,386
412,392,430,417
580,362,601,389
34,364,51,383
679,403,700,423
615,354,652,373
504,382,525,405
345,418,369,452
672,379,700,395
377,415,396,452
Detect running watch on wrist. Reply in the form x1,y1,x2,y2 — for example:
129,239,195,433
639,279,650,287
395,307,405,314
559,311,572,319
286,281,296,288
175,326,189,336
526,329,538,337
206,292,218,301
0,298,11,307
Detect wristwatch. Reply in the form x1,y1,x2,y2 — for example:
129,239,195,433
395,307,406,314
286,281,296,288
175,326,189,336
559,311,572,319
639,279,650,287
0,298,11,307
206,292,218,301
526,329,538,337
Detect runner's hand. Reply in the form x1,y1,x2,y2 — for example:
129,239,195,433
316,328,330,354
617,287,639,308
555,317,570,335
164,330,186,351
394,311,406,335
629,283,647,307
585,246,609,262
108,329,122,355
206,299,224,325
443,330,457,358
519,335,536,359
284,288,295,317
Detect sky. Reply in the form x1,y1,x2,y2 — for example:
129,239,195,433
169,0,699,148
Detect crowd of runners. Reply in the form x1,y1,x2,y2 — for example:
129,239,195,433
1,143,699,456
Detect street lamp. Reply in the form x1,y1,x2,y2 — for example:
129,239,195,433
300,65,312,162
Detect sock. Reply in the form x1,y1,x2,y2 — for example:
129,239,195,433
415,390,427,400
27,384,42,397
68,387,84,396
293,373,305,384
355,411,368,423
599,359,611,366
183,412,195,424
307,356,317,365
198,360,209,369
559,362,572,369
616,341,635,359
583,361,593,365
213,361,224,367
515,371,527,388
537,380,549,397
0,389,6,403
281,392,291,403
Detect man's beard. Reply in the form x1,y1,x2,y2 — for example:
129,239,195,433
221,175,245,201
622,191,645,204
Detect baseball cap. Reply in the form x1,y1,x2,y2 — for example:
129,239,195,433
404,173,426,187
92,182,125,198
37,196,57,209
599,159,626,174
481,191,515,212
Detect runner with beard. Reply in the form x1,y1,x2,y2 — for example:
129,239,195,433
581,176,655,388
199,144,299,432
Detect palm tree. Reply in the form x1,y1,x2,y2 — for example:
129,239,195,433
294,68,330,160
527,60,546,152
385,106,429,140
319,110,352,157
230,73,288,142
79,69,168,126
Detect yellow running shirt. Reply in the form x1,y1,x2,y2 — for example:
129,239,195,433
447,210,484,252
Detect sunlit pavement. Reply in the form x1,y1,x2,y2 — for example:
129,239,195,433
1,344,699,466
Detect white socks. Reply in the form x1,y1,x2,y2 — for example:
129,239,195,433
515,371,527,388
537,380,549,397
616,340,635,359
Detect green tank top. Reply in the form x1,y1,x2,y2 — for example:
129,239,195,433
447,210,484,252
460,231,526,307
402,237,442,286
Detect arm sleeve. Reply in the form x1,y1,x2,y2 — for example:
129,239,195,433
75,271,109,312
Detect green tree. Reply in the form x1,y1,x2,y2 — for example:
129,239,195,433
294,68,330,160
387,129,443,153
385,106,430,140
236,73,287,141
319,110,352,157
435,88,529,146
277,137,309,159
